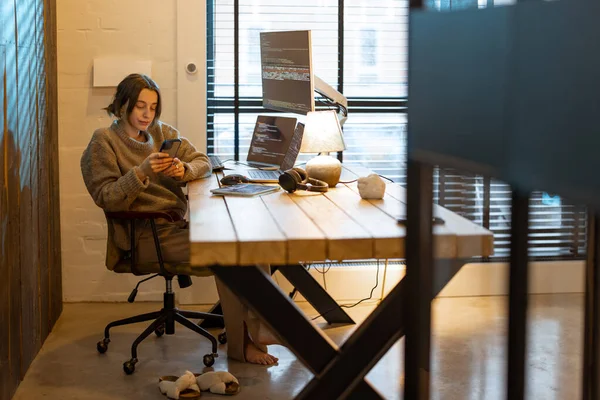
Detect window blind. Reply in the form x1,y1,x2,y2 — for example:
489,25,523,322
434,171,587,259
206,0,587,260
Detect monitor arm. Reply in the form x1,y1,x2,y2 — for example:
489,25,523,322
314,75,348,126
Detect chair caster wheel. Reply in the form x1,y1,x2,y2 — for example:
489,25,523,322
123,358,138,375
97,338,110,354
203,353,215,367
155,324,165,337
218,332,227,345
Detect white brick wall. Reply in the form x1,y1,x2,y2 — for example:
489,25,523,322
57,0,183,302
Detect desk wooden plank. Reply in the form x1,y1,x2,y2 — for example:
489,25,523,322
339,165,362,182
379,184,458,258
341,164,372,179
392,185,494,258
345,163,493,257
324,185,404,259
261,192,327,264
224,193,287,265
434,206,494,257
345,182,457,259
188,175,237,267
288,191,374,261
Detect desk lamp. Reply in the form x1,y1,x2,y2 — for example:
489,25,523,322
300,110,346,187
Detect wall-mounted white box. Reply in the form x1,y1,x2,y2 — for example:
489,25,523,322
93,58,152,87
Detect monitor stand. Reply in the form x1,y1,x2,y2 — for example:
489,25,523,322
314,75,348,126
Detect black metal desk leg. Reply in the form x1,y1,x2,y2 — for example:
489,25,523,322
404,159,434,400
506,190,529,400
296,259,469,400
582,213,600,400
209,265,382,399
297,279,407,400
199,302,224,329
277,265,355,325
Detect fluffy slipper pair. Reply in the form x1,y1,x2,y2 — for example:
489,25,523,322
158,370,240,399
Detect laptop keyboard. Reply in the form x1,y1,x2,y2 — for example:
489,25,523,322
247,169,282,180
209,155,225,171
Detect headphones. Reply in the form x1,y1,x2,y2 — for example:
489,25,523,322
278,168,328,193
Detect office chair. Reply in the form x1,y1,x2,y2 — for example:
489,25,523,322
96,210,223,375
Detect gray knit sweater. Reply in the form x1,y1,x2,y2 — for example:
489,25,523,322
81,119,211,270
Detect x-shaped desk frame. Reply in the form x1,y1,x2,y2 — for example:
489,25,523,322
210,256,467,399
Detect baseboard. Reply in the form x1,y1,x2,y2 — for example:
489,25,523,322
436,260,585,297
63,260,585,304
179,260,584,305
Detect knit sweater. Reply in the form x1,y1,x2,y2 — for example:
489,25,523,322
81,119,211,270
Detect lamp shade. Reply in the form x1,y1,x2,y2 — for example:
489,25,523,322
299,110,346,153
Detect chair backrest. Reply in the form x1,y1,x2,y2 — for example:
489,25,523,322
105,211,182,276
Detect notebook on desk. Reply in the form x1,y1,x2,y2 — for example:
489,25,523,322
226,116,304,183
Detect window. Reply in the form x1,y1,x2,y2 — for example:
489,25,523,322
360,29,377,67
206,0,586,260
207,0,405,170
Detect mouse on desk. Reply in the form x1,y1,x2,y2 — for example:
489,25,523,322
220,174,250,186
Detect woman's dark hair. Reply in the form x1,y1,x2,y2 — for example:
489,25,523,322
105,73,162,125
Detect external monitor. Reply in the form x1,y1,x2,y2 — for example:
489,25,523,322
260,30,348,124
260,30,315,115
247,115,298,168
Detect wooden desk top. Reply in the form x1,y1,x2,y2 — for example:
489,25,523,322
187,165,493,267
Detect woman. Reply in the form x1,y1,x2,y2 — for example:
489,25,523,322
81,73,278,365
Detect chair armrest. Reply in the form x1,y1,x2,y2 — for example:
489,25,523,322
105,210,182,222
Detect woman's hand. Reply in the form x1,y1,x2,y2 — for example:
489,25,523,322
137,152,173,180
161,157,185,180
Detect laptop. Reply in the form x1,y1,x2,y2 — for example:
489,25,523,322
228,115,304,182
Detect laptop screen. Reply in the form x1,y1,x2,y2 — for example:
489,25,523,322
280,122,304,171
247,116,298,168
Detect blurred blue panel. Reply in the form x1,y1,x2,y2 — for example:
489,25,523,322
409,1,600,208
408,7,512,177
507,0,600,206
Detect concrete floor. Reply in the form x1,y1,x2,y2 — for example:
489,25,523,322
12,294,583,400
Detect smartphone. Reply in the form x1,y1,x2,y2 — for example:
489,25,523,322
159,139,182,161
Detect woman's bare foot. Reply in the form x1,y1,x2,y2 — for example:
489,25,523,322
245,342,279,365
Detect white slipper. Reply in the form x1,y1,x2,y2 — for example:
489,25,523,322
158,371,201,399
196,371,240,395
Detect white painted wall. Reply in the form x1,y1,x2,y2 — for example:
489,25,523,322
57,0,213,302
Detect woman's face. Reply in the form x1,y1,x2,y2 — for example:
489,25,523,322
126,88,158,132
